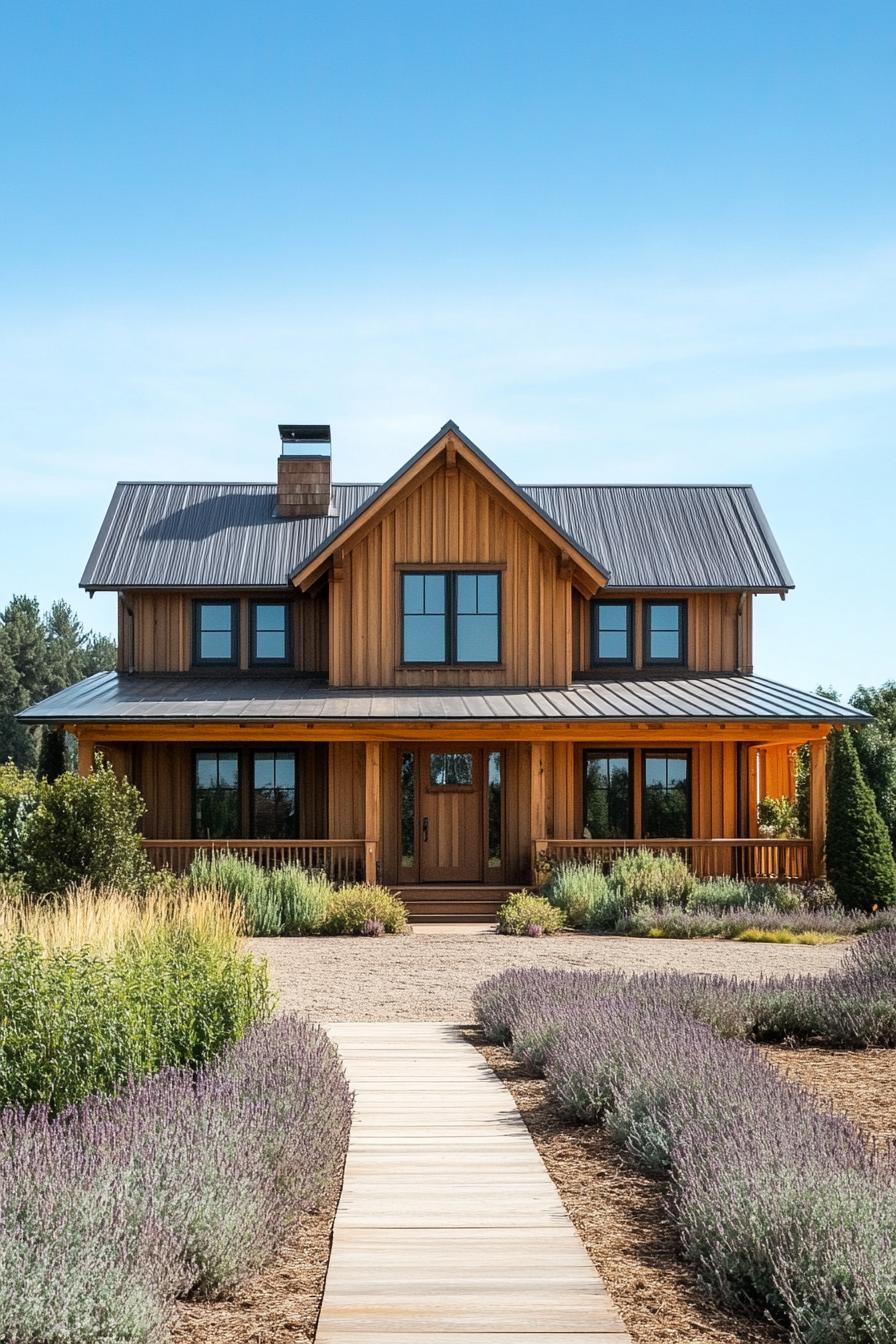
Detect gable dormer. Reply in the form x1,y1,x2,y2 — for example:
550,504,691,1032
290,424,607,688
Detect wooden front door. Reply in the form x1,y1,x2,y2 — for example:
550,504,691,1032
419,748,483,883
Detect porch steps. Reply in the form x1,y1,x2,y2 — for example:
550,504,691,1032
391,886,525,922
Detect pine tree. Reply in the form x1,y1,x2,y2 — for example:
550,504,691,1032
826,728,896,909
0,596,46,769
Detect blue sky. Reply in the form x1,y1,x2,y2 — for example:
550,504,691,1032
1,1,893,693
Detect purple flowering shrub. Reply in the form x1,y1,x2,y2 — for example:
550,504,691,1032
0,1014,352,1342
475,933,896,1340
474,928,896,1049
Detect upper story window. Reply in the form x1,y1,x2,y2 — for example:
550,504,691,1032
644,600,686,665
401,571,500,665
251,601,291,665
591,600,633,666
193,600,238,666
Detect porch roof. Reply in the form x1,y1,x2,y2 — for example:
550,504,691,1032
19,671,870,727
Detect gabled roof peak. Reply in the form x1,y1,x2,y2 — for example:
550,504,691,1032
288,422,611,595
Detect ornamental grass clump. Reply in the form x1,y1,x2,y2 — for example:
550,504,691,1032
272,864,331,934
0,887,272,1112
0,1014,352,1343
189,852,281,934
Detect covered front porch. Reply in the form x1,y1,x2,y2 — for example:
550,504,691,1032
78,724,830,894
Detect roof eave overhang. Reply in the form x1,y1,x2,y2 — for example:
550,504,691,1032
288,423,609,597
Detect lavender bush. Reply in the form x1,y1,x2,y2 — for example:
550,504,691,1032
475,935,896,1340
0,1014,352,1342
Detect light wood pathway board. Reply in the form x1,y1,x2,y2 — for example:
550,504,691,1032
317,1023,630,1344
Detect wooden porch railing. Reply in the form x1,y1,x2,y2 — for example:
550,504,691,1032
143,839,376,884
533,837,813,883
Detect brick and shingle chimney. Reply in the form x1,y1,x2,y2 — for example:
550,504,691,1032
277,425,332,517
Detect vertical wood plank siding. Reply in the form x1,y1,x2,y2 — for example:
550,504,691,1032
571,590,752,675
120,589,328,674
328,460,573,687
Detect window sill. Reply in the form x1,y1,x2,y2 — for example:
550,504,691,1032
398,663,506,671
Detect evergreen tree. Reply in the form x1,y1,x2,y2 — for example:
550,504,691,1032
43,601,87,695
82,632,117,677
37,727,68,781
826,727,896,909
0,597,46,769
0,595,117,771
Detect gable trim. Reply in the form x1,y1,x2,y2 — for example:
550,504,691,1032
289,422,610,595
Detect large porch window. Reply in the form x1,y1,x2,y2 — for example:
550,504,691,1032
252,751,297,838
583,751,632,838
642,751,691,837
194,750,240,838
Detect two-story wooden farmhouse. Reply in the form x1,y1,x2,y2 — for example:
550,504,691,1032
22,422,868,916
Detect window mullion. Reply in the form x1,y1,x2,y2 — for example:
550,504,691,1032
447,571,456,665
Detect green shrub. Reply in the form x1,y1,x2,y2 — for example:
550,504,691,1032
20,760,149,895
757,794,801,838
609,849,696,907
545,862,610,928
0,763,38,878
271,865,332,934
497,892,565,936
826,728,896,909
322,884,407,935
0,921,272,1113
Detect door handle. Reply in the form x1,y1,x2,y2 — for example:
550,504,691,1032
422,816,429,842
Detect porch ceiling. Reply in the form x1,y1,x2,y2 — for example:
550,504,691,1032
19,671,870,734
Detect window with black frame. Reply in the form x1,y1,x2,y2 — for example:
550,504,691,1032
194,751,240,838
193,601,238,666
644,601,686,665
642,752,691,837
252,751,297,838
583,751,632,838
251,602,290,665
401,571,499,664
591,600,633,665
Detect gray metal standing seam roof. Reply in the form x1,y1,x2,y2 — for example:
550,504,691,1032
18,672,870,726
79,423,793,592
80,481,792,592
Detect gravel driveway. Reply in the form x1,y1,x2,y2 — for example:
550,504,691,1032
250,927,847,1022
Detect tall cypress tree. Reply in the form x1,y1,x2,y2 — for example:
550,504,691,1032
37,727,69,781
826,728,896,909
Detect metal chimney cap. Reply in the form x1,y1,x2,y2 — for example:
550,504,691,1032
278,424,331,443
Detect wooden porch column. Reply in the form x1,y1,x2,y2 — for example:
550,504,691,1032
364,741,381,885
530,744,547,881
809,736,828,878
77,734,96,777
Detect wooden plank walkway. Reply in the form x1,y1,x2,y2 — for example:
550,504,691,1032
317,1022,630,1344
